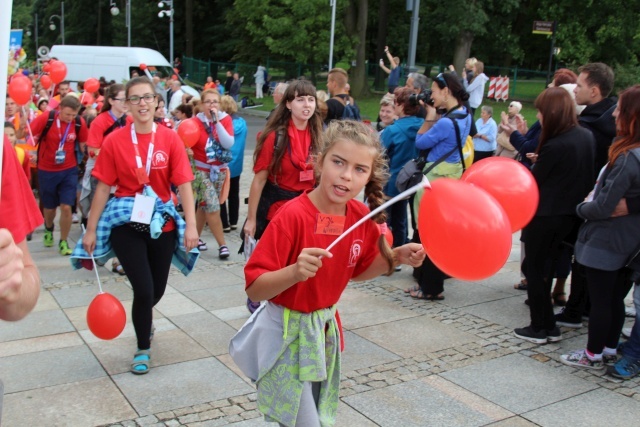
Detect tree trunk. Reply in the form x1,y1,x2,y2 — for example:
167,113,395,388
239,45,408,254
345,0,370,98
96,0,102,45
452,30,473,74
373,0,389,91
186,0,193,57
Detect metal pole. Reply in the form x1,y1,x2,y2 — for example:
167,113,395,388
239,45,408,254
127,0,131,47
328,0,336,70
0,0,13,195
407,0,420,70
61,2,65,45
169,1,174,65
35,13,39,72
545,21,556,86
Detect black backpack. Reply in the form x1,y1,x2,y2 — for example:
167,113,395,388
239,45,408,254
334,95,362,121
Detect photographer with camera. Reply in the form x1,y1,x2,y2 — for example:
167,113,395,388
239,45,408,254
406,73,472,300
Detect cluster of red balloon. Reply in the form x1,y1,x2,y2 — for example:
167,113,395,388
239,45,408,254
42,59,68,85
418,157,538,281
177,118,200,148
87,292,126,340
7,74,32,105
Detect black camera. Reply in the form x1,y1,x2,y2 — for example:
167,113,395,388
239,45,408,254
409,89,433,106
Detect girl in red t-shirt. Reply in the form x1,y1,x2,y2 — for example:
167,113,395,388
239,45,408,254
83,77,199,375
232,121,425,426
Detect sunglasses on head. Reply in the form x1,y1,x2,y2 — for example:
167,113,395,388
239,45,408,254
434,73,448,89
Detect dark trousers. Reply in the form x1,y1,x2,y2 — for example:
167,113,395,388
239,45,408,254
386,197,409,247
585,266,634,353
522,215,576,331
220,175,241,228
473,150,494,163
111,225,176,350
411,232,448,296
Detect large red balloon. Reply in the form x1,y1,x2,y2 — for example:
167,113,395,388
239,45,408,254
8,76,33,105
177,118,200,148
40,74,52,89
419,179,512,281
84,78,100,93
49,61,68,83
86,292,126,340
462,157,539,232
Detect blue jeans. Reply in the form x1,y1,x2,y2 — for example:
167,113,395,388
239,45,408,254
623,284,640,360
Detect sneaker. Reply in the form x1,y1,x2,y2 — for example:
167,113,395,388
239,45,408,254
514,326,548,344
555,310,583,329
72,213,80,223
230,224,238,230
219,245,230,259
395,265,402,272
223,226,231,233
560,349,604,370
59,240,72,256
43,229,54,247
197,239,208,251
622,327,632,339
546,326,563,343
608,357,640,380
603,353,618,366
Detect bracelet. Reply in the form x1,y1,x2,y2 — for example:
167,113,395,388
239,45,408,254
425,119,437,123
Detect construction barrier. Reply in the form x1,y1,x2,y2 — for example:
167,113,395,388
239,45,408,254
487,77,496,99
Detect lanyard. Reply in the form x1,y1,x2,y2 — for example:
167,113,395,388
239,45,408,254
56,117,73,151
108,110,125,126
130,123,156,178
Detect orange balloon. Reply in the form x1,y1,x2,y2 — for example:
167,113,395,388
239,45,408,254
40,74,52,89
8,76,33,105
86,292,126,340
49,61,68,84
462,157,539,232
84,78,100,93
418,179,512,281
139,63,147,70
177,118,201,148
171,74,178,80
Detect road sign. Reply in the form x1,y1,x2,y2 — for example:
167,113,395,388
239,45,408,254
533,21,554,35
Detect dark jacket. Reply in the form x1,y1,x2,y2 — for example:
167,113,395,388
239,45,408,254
510,120,542,168
578,97,617,174
224,76,234,94
230,79,242,97
532,126,596,217
575,148,640,270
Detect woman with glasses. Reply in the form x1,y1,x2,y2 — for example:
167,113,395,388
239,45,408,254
407,72,472,300
80,77,199,374
188,89,235,259
154,98,174,129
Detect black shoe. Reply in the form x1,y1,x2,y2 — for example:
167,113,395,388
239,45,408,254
546,326,563,343
555,310,582,329
514,326,547,344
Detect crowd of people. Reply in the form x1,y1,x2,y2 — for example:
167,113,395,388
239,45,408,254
3,53,640,426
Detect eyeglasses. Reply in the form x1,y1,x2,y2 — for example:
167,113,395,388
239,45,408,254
127,94,156,105
112,97,126,103
202,100,220,105
434,73,448,89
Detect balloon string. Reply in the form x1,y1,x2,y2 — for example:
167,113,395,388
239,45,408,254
21,106,36,146
324,177,431,254
82,225,104,294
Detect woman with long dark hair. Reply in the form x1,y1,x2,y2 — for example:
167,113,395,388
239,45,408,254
514,87,596,344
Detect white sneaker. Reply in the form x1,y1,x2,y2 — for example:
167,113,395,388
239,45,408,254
72,213,80,223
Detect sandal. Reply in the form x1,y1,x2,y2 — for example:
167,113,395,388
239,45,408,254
131,349,151,375
553,292,567,307
112,260,126,276
409,288,445,301
514,279,528,290
404,284,420,294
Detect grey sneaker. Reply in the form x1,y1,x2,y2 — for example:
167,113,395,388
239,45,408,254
560,349,604,370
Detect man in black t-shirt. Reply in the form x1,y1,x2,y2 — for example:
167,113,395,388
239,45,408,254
324,68,359,124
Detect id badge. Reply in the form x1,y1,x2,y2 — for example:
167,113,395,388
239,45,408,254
130,193,155,224
55,150,66,164
205,144,216,162
299,169,314,182
315,213,346,235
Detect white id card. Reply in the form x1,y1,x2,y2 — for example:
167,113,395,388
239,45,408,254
130,193,155,224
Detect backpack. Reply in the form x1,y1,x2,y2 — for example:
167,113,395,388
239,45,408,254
37,110,84,165
334,95,362,121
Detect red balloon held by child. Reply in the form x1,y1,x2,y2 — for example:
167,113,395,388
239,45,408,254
40,74,52,89
86,292,126,340
177,118,200,148
84,78,100,94
8,76,33,105
49,60,68,83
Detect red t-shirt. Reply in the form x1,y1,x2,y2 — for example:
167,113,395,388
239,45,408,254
87,111,133,149
191,115,235,168
245,192,380,312
254,123,316,219
92,123,194,203
1,137,44,243
31,111,89,172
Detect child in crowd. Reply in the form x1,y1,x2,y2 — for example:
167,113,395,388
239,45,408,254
230,120,425,426
4,122,30,180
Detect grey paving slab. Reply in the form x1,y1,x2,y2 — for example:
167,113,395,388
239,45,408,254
441,353,598,413
0,345,106,393
486,417,539,426
336,401,379,426
211,305,252,323
0,332,82,358
353,315,477,358
0,309,75,342
171,311,239,356
184,284,248,311
337,288,419,330
218,418,269,426
2,377,137,426
79,316,176,345
459,294,530,329
341,330,401,373
523,388,640,425
88,328,211,375
32,290,61,312
169,269,244,292
50,281,133,309
154,292,205,317
113,357,254,416
343,376,513,427
436,280,516,309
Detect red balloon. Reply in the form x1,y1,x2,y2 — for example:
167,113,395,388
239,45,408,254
84,78,100,94
171,74,178,81
177,118,200,148
418,179,512,281
86,292,126,340
43,62,51,73
139,63,147,70
49,61,68,84
8,76,33,105
40,74,52,89
462,157,539,232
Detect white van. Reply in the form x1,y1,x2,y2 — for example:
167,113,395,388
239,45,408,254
47,45,199,98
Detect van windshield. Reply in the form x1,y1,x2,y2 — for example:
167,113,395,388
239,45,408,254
128,66,179,81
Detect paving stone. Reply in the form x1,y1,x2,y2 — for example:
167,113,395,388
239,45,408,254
135,415,159,425
32,290,61,312
171,311,238,356
0,331,82,358
170,269,244,292
337,288,419,330
0,309,75,342
50,281,133,308
183,285,248,312
341,330,401,374
154,292,206,317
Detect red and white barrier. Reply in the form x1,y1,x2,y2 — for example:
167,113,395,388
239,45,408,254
497,76,510,101
488,77,496,99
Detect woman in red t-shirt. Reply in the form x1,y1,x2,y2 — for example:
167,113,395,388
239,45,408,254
83,77,198,375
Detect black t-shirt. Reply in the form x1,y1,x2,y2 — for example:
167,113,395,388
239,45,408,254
325,94,356,124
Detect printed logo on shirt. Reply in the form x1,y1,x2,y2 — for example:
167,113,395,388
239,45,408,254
67,133,76,142
348,239,363,268
152,150,169,169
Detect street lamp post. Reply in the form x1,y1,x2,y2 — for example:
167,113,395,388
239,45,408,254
110,0,131,47
158,1,174,66
48,1,65,45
